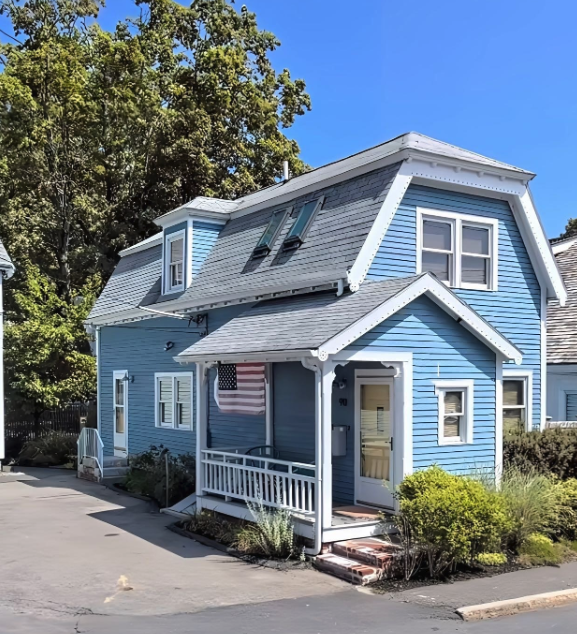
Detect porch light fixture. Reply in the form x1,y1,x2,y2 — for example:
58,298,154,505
164,341,175,351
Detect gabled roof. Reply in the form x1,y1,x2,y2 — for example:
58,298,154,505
548,241,577,364
176,273,522,364
0,239,14,279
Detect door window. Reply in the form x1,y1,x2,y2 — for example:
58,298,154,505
360,383,391,486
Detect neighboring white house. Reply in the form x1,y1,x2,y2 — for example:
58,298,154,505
0,239,15,462
547,235,577,423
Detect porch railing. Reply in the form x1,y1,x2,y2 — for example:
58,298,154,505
201,449,316,515
77,427,104,478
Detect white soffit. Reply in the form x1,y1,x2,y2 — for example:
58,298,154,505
321,273,522,364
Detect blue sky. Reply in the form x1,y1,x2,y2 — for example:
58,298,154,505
2,0,576,236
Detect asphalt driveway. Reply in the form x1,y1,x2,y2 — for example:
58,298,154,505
0,468,345,621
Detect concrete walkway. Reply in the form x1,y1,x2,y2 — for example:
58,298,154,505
0,468,345,620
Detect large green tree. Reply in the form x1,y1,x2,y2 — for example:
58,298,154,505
0,0,310,414
559,218,577,240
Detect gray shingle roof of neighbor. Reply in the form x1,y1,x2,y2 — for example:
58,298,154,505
0,239,15,278
176,274,519,361
548,240,577,363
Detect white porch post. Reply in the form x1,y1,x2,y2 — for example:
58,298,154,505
321,361,336,530
195,362,209,507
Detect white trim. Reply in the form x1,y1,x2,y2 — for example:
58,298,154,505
321,362,336,529
178,350,319,366
96,327,101,435
113,370,128,456
495,356,504,482
119,232,163,257
265,363,273,445
552,236,577,255
416,207,499,291
187,220,193,285
0,277,4,461
164,230,186,295
540,287,547,430
502,369,533,432
433,379,474,445
321,273,522,364
321,520,385,543
195,364,209,502
154,372,194,431
347,166,413,290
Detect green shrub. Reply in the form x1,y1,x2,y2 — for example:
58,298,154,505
18,432,77,466
397,466,511,577
497,467,563,551
185,511,240,544
476,552,507,567
551,478,577,541
124,445,195,507
234,499,298,559
504,429,577,480
518,533,565,566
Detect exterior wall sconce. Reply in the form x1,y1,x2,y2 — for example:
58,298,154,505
164,341,175,351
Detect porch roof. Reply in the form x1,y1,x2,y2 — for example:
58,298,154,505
175,273,522,364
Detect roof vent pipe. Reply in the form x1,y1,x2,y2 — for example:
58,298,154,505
282,160,290,182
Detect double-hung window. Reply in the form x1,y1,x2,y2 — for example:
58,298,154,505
155,373,193,430
165,232,185,293
434,380,474,445
502,372,532,436
418,209,498,291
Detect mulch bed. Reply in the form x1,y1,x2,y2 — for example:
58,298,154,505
168,523,312,571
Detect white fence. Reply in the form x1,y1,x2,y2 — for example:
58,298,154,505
77,427,104,478
201,449,316,515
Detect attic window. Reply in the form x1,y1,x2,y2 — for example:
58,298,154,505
165,230,185,293
282,198,323,251
252,208,289,258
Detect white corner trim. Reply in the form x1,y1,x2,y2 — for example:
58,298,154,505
514,189,567,306
347,164,413,290
320,273,522,363
502,368,534,433
433,379,474,445
540,287,547,430
415,207,499,292
495,355,503,482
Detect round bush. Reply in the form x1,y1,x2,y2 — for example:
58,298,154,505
397,466,511,577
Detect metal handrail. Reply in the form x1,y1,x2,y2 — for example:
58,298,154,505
77,427,104,479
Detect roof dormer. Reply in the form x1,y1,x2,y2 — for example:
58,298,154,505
155,197,233,296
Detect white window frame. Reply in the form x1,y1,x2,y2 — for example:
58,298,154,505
154,372,194,431
434,379,474,445
417,208,499,291
502,369,533,432
164,230,186,294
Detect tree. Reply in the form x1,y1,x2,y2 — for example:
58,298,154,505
559,218,577,240
0,0,310,415
4,263,98,419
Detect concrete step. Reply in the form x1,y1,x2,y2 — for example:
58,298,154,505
102,466,129,479
103,456,128,468
331,538,401,572
314,553,381,585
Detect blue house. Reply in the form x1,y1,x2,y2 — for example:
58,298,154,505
86,133,566,549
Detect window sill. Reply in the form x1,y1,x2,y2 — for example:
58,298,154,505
438,438,471,446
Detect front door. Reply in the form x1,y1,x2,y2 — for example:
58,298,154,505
354,374,395,508
113,371,128,458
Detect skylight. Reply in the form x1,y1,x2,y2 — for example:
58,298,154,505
282,198,323,251
252,208,288,258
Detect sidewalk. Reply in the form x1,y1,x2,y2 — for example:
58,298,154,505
385,562,577,611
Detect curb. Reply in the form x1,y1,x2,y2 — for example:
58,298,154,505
457,588,577,621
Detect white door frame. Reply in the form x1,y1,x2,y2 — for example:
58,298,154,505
113,370,128,457
354,370,396,509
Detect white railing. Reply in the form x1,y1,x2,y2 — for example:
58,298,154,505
77,428,104,478
201,449,316,515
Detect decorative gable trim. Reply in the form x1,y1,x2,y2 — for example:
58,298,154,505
319,273,522,364
349,158,566,306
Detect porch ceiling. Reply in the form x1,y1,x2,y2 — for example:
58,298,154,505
175,273,522,364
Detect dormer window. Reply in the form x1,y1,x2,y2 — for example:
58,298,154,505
282,197,323,251
165,230,185,293
252,208,289,258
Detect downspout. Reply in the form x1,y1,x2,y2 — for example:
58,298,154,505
301,358,323,555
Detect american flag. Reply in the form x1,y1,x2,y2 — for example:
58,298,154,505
216,363,266,415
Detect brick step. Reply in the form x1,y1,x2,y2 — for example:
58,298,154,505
313,553,381,586
332,538,401,571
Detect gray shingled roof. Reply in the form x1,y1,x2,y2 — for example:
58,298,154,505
89,244,162,320
177,277,419,360
548,241,577,363
0,239,14,278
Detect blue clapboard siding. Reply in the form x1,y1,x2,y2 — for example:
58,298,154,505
367,184,542,429
331,295,497,505
272,362,316,463
192,221,222,276
99,316,203,457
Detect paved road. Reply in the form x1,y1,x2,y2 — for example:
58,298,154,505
2,468,577,634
